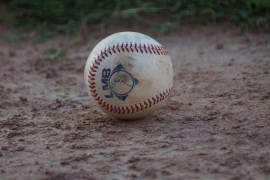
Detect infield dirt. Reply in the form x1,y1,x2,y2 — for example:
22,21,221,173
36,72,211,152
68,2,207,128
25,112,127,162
0,23,270,180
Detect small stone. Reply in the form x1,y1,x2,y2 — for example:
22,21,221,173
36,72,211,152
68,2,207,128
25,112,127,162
194,168,200,172
161,170,172,176
127,157,140,163
1,146,8,151
221,147,227,150
19,96,28,103
16,146,25,151
8,51,17,57
261,165,270,173
143,168,157,178
129,174,137,179
60,161,69,166
216,43,224,50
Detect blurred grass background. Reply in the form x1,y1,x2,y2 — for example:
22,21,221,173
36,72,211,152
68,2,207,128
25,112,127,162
1,0,270,32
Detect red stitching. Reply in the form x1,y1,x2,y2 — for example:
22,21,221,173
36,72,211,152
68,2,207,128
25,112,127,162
98,99,103,105
138,44,143,54
134,43,138,53
98,56,102,62
157,46,162,55
147,45,152,54
121,43,125,52
129,43,134,52
107,47,112,55
90,66,96,72
122,107,126,114
151,45,156,54
131,105,135,113
126,106,130,114
135,104,139,112
139,103,143,111
114,106,118,113
104,49,108,57
90,89,96,93
110,105,113,112
155,46,160,55
112,45,116,53
100,50,105,59
89,72,95,77
144,101,148,108
88,42,170,115
101,101,105,107
152,97,156,104
143,44,148,53
89,81,95,86
94,58,100,65
125,43,129,52
148,99,152,107
117,44,121,53
156,95,160,103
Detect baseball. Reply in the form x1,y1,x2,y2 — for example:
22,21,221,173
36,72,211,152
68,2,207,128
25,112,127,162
84,32,173,119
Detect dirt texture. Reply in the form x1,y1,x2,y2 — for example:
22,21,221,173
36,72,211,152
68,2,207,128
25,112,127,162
0,23,270,180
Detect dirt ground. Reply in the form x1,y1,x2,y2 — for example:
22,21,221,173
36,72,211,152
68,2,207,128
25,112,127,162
0,23,270,180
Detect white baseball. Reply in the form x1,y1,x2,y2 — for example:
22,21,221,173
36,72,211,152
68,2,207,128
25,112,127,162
84,32,173,119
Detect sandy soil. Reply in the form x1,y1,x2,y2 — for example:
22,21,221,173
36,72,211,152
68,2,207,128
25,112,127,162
0,23,269,180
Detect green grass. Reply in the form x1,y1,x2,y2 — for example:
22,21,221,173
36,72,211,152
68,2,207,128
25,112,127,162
3,0,270,32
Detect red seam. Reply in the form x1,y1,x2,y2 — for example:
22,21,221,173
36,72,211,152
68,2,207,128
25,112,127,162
129,43,133,52
131,105,135,113
144,101,148,108
89,81,95,86
90,89,96,93
126,106,130,114
147,45,152,54
134,43,138,53
104,49,108,57
98,99,103,105
112,45,116,53
98,56,102,62
100,50,105,59
138,44,143,54
122,107,126,114
143,44,148,53
117,44,121,53
125,43,129,52
121,43,125,52
108,47,112,55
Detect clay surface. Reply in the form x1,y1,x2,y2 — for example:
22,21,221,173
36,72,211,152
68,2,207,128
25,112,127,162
0,23,269,180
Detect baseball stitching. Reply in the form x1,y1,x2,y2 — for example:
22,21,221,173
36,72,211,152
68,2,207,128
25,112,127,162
88,42,172,114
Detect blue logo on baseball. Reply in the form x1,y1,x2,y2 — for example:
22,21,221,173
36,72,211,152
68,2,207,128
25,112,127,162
101,64,139,101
